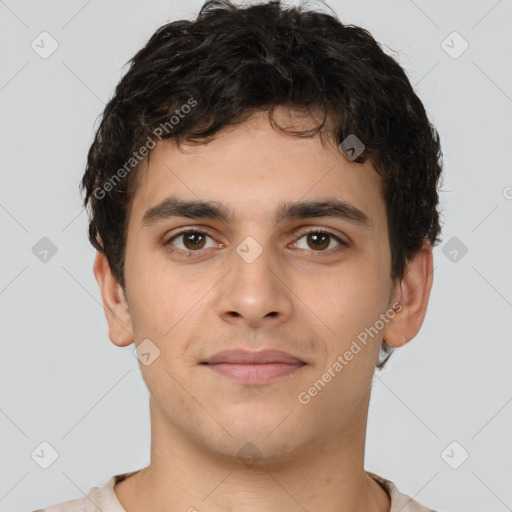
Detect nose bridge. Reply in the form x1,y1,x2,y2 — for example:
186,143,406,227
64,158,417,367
216,232,293,326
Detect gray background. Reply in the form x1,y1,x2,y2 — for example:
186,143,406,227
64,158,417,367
1,0,511,511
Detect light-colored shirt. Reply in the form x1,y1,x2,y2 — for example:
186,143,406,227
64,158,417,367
35,470,437,512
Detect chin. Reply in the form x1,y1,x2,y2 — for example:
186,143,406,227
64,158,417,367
206,433,304,468
199,409,308,461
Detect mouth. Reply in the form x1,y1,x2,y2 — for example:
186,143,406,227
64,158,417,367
201,349,307,384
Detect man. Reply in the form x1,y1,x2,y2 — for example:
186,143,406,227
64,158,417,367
38,0,443,510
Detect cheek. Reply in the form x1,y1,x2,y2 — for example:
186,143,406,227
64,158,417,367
124,249,177,338
309,257,391,353
125,252,215,348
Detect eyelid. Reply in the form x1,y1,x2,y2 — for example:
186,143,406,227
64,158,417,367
293,227,349,246
163,227,220,247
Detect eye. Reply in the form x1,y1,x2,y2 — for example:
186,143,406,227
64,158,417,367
292,229,347,253
163,227,348,257
164,229,218,254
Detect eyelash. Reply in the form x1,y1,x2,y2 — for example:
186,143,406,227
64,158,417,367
163,228,348,257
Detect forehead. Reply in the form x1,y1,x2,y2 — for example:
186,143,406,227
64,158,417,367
129,110,386,231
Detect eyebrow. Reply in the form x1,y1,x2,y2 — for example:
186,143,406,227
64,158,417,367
141,196,372,229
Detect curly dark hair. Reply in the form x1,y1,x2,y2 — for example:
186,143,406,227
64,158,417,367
80,0,444,369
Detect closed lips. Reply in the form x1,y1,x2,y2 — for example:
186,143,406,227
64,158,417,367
203,349,305,365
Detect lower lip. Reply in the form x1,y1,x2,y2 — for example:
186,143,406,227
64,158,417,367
205,362,305,384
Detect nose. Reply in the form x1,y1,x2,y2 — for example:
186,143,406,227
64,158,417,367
215,237,294,329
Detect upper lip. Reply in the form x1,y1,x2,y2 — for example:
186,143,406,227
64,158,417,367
203,349,305,365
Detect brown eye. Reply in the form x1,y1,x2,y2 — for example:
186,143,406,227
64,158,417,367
164,230,216,253
294,229,347,253
182,232,207,250
306,232,330,250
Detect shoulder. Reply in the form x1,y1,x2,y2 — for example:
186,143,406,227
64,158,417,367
33,473,129,512
367,471,438,512
32,497,87,512
32,493,93,512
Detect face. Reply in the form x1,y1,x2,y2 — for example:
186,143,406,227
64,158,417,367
114,108,404,461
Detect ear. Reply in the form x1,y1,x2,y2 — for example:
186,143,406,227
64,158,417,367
382,239,434,348
93,251,134,347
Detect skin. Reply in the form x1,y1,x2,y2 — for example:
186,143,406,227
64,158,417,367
94,107,433,512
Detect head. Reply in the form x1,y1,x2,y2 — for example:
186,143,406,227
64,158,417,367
84,0,443,461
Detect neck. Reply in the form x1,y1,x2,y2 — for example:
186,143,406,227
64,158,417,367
115,396,390,512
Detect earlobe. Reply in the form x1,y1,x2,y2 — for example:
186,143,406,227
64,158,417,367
93,251,134,347
382,239,434,348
